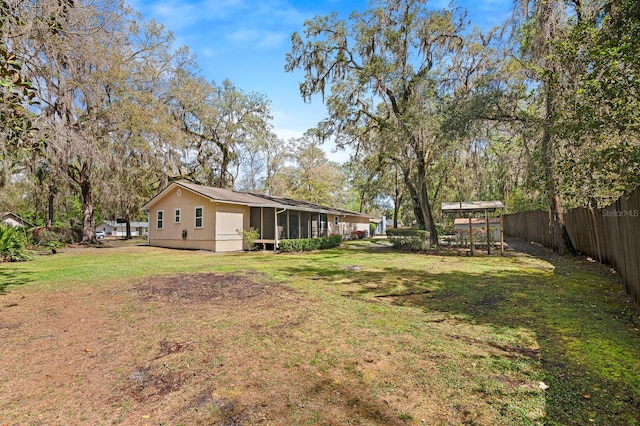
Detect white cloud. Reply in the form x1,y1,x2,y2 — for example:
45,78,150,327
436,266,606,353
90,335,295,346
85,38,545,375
227,28,261,44
257,31,288,49
273,128,304,141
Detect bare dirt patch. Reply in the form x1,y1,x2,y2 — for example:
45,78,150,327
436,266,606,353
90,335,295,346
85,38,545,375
0,272,425,425
136,272,277,303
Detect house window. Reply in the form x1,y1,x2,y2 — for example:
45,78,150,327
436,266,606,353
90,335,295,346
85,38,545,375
174,208,181,223
333,216,339,226
157,210,164,229
195,207,203,228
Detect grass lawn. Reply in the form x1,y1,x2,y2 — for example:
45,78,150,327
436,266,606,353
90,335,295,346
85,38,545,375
1,239,639,425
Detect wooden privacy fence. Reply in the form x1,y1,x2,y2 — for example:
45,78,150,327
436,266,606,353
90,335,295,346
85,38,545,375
503,186,640,305
502,210,554,249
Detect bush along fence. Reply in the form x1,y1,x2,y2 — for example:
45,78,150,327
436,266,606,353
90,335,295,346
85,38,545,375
278,234,343,252
503,186,640,305
386,228,430,251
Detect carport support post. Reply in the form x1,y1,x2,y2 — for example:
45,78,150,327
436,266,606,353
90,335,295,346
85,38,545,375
468,213,474,256
486,209,490,255
500,211,504,255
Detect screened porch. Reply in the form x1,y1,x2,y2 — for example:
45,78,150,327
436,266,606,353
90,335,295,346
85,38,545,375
249,207,329,250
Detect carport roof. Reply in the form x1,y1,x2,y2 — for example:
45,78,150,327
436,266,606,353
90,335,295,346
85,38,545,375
441,201,505,214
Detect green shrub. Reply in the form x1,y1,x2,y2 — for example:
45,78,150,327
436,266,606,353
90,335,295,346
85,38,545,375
44,240,65,254
236,227,260,250
279,234,342,252
33,228,68,253
32,227,79,245
386,228,430,251
0,225,31,262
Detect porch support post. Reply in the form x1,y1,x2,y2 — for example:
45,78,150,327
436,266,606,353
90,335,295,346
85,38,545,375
275,208,287,251
274,208,278,251
469,213,474,256
500,210,504,255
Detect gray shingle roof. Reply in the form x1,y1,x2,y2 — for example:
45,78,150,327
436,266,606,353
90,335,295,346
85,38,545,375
142,181,370,218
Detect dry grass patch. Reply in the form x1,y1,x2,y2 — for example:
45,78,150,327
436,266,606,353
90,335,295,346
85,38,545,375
1,240,638,425
1,271,451,425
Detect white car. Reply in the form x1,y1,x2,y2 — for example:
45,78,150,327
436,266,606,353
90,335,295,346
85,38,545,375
96,231,106,239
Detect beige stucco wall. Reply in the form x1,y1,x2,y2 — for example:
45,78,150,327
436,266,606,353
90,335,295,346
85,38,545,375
148,186,216,244
329,214,370,236
147,186,252,252
214,203,249,252
146,185,370,250
150,239,216,251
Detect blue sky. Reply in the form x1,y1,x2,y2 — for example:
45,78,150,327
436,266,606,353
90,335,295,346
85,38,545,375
128,0,513,162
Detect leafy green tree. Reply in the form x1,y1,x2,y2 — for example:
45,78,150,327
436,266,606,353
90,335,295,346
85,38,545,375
552,0,640,206
520,0,599,252
0,1,40,188
173,75,273,189
287,0,500,244
15,0,139,243
272,132,346,207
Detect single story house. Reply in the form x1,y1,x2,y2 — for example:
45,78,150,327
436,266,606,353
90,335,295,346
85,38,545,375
1,212,34,228
141,181,371,252
96,221,148,237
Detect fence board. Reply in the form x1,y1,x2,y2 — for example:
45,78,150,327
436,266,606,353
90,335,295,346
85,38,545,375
504,186,640,305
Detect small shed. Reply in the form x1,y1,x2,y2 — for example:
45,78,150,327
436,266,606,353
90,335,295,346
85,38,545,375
1,212,34,228
441,201,506,255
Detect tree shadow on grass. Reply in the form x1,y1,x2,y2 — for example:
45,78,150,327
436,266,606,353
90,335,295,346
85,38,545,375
0,267,33,295
283,243,640,425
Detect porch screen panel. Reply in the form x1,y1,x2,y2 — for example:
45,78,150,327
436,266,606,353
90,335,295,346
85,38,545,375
278,210,288,239
250,207,262,236
289,211,299,239
300,212,310,238
312,214,318,238
262,208,275,239
319,214,328,237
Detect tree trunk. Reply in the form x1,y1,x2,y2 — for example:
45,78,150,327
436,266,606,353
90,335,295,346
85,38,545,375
402,169,439,246
417,182,439,246
125,206,132,239
393,194,402,229
70,161,96,244
393,166,401,228
542,75,569,253
46,180,56,227
404,178,425,230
